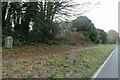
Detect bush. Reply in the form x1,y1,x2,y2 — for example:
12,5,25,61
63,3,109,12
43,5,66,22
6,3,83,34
61,32,87,45
28,31,42,43
46,40,59,45
14,39,25,46
70,32,86,45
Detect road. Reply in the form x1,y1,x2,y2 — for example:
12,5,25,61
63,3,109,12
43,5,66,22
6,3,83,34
93,45,119,78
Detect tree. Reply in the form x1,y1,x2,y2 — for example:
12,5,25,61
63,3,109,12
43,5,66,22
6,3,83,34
2,0,100,45
2,1,39,43
107,30,119,44
97,29,107,44
21,2,39,43
59,21,71,34
2,2,13,36
70,16,99,43
31,0,99,43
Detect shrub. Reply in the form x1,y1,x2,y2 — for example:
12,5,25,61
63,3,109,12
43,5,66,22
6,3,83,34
14,39,25,46
61,32,87,45
28,31,42,43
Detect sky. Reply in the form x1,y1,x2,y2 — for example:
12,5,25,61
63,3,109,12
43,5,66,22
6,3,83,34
81,0,119,33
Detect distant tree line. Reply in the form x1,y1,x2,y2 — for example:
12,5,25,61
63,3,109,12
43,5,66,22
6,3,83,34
2,1,118,46
107,30,119,44
69,16,107,44
69,16,119,44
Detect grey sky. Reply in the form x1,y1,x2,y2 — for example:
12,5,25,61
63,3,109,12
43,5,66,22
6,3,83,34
82,0,119,32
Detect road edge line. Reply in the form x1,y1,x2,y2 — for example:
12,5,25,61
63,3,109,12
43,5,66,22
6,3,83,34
91,46,117,78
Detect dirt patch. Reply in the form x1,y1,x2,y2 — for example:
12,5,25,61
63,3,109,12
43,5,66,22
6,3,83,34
2,43,91,61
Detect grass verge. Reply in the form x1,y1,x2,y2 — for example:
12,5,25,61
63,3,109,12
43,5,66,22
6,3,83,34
2,44,116,78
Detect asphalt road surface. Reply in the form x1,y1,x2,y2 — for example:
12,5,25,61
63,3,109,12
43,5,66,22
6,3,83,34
96,45,119,78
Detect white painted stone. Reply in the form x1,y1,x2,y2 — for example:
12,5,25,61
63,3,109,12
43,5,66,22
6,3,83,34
5,36,13,48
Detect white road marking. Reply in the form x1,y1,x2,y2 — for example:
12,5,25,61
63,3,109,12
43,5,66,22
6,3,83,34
91,46,117,78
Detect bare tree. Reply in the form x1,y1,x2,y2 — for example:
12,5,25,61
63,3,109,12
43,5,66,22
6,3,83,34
107,30,119,43
54,0,100,22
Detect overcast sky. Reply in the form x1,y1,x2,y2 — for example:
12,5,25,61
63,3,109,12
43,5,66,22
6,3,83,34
81,0,119,32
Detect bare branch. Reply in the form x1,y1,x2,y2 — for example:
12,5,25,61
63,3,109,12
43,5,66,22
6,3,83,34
54,0,101,22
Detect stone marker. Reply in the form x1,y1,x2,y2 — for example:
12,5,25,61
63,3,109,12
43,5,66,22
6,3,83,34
67,54,76,64
5,36,13,48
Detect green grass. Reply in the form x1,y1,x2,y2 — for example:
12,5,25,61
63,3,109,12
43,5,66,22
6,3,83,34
2,44,116,78
67,44,116,77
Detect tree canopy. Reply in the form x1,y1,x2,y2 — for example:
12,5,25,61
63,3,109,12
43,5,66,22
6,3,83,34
2,0,102,45
97,29,107,44
70,16,99,43
107,30,119,44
